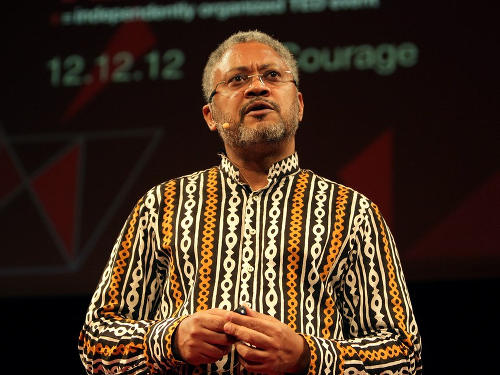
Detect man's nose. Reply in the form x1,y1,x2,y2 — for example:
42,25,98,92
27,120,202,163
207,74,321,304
244,76,270,97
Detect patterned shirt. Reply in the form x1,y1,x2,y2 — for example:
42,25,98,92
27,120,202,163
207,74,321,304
79,152,422,374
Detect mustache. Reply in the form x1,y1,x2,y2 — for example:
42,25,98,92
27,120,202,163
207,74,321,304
239,97,280,118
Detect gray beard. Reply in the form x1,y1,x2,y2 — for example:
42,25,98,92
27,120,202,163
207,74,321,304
237,120,294,144
213,100,300,147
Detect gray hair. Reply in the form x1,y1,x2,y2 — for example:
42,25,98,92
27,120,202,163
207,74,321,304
202,30,299,102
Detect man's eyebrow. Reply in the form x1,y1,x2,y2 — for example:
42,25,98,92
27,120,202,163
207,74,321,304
225,63,280,74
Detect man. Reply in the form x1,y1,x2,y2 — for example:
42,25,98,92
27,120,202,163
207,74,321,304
79,31,422,374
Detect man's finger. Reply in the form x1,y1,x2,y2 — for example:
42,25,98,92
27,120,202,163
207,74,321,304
188,311,227,333
235,341,268,362
238,305,277,323
195,327,235,346
243,306,275,321
202,317,228,332
223,321,272,349
206,308,232,317
179,336,231,365
225,311,276,337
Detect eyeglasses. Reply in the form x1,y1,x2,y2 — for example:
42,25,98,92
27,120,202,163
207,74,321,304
208,68,297,102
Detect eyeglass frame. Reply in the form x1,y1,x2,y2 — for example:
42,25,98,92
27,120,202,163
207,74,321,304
208,69,297,102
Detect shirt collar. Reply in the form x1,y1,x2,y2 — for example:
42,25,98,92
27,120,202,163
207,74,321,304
219,152,300,185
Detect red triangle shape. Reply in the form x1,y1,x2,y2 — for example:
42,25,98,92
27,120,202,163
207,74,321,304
32,144,80,256
338,129,393,225
404,172,500,279
61,21,157,123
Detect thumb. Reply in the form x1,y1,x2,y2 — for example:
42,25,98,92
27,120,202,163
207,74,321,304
241,304,256,317
242,305,275,322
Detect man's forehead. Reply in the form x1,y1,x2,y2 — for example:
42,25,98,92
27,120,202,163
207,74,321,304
215,42,286,75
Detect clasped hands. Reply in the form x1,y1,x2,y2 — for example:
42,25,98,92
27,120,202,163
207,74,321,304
173,306,310,374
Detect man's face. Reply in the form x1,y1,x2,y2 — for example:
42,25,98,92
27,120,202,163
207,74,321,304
203,42,304,147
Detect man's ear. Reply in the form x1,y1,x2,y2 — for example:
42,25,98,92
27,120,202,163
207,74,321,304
297,91,305,122
202,104,217,132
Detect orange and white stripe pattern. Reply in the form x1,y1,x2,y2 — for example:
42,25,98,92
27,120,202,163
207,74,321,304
78,152,422,374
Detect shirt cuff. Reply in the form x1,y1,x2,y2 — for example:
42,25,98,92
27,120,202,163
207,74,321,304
297,333,319,375
144,315,190,372
164,315,189,367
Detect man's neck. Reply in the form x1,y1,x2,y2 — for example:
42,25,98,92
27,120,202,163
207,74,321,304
224,138,295,191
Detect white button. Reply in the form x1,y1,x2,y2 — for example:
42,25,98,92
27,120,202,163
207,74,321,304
242,264,254,272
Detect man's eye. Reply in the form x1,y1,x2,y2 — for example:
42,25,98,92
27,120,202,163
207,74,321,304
228,74,246,83
264,70,281,80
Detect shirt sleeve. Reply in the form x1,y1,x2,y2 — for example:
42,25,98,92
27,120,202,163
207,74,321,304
78,185,187,374
300,200,422,375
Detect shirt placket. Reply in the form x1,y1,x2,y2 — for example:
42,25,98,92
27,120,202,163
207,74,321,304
238,190,261,308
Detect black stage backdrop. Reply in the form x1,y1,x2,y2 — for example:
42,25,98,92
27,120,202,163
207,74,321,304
1,1,497,373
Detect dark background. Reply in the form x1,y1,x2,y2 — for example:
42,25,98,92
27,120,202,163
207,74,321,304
1,0,497,373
